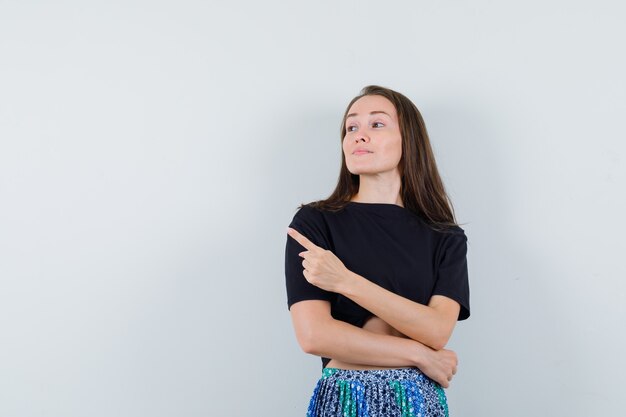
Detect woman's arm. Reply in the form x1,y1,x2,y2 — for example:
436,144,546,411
287,227,460,350
290,299,458,388
340,273,460,350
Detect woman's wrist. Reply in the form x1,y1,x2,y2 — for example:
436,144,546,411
337,269,358,295
408,339,429,369
339,269,368,298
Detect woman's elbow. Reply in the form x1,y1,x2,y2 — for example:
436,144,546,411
295,321,330,355
421,328,454,351
297,330,319,354
290,300,335,355
429,337,448,351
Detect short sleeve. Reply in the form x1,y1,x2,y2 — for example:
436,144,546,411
285,205,336,309
431,228,470,320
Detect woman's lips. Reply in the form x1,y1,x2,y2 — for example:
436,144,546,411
353,151,372,155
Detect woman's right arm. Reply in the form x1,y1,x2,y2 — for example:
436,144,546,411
290,299,458,388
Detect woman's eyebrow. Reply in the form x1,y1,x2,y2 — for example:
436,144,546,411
346,111,391,119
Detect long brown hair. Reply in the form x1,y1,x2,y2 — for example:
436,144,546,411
303,85,461,231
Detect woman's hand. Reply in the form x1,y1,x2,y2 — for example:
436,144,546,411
287,227,352,293
416,345,458,388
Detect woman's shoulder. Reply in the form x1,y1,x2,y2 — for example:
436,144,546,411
291,201,323,219
440,223,466,235
412,216,468,249
431,224,467,244
288,201,333,227
402,207,465,234
291,200,347,219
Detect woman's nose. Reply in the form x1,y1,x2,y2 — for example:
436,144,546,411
354,132,369,142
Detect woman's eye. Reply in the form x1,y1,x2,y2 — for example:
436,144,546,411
346,125,357,132
372,122,384,128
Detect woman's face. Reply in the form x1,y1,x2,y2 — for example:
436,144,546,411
342,95,403,178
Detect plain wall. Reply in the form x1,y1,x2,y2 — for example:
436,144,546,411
1,1,625,416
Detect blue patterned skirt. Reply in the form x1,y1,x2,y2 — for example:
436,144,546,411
306,367,449,417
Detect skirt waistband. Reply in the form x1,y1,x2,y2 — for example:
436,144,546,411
307,366,449,417
321,367,420,378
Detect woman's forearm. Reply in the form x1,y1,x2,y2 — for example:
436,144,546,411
303,316,458,388
291,300,427,367
339,271,459,350
298,315,427,369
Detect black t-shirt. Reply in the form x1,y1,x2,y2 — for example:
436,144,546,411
284,201,470,368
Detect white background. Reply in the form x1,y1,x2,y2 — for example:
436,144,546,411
1,1,625,416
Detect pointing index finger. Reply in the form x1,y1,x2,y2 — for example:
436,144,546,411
286,227,319,251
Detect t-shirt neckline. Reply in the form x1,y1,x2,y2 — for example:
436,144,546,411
347,201,406,209
346,201,410,219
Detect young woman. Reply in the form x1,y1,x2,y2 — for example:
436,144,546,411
285,85,470,417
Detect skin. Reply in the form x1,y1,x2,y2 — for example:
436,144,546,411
287,95,460,388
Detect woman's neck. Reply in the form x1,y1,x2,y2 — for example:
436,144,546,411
351,174,403,207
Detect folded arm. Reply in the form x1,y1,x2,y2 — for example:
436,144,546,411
289,299,458,387
339,271,460,350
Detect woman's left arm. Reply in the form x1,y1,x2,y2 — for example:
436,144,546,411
287,227,461,350
341,273,459,350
